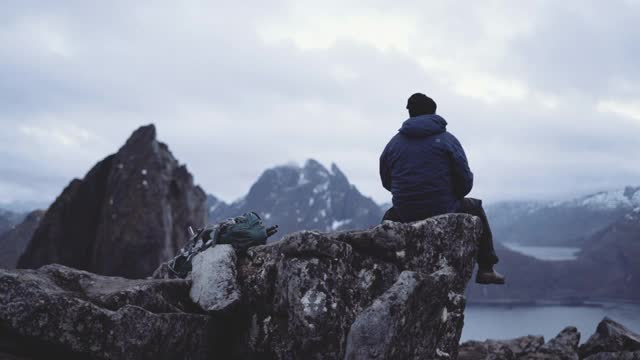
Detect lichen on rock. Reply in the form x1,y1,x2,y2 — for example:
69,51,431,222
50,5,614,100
189,244,241,312
1,213,482,359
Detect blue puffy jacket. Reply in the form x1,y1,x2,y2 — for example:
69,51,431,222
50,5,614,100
379,114,473,221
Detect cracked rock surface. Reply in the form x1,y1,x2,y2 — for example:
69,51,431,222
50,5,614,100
1,214,481,359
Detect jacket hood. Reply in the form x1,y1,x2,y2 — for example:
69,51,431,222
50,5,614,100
399,114,447,137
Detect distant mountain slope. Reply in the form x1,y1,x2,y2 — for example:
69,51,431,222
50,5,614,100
0,210,44,269
208,159,383,240
576,206,640,299
0,210,26,237
486,186,640,246
467,205,640,302
0,201,50,213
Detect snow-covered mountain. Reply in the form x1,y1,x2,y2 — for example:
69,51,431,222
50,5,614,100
207,159,383,240
486,186,640,246
551,186,640,210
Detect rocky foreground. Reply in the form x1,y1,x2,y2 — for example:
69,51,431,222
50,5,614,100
1,214,480,359
459,317,640,360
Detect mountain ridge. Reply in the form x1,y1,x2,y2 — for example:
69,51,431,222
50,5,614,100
207,159,383,240
486,186,640,246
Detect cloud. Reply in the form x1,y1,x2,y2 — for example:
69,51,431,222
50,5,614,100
597,99,640,122
1,0,640,208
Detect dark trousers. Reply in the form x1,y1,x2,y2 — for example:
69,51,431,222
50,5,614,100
382,198,498,268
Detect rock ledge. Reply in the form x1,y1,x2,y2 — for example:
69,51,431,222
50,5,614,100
1,214,481,359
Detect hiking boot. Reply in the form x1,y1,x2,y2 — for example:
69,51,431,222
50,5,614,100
475,267,505,285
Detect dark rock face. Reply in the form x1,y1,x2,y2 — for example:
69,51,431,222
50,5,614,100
580,318,640,359
3,214,481,359
208,159,383,241
17,125,207,278
0,265,218,360
0,210,44,269
231,214,480,359
459,326,580,360
460,318,640,360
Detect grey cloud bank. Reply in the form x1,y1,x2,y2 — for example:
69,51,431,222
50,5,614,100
1,0,640,207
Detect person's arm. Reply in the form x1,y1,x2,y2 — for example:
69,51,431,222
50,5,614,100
449,135,474,198
379,144,392,191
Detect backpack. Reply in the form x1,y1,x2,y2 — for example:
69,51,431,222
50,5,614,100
168,212,277,278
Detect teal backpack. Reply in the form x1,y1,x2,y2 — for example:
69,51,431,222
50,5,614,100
168,212,278,278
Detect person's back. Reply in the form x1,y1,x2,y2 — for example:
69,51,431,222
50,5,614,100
380,112,472,222
379,93,505,285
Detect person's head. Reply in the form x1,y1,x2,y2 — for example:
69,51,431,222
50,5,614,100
406,93,437,117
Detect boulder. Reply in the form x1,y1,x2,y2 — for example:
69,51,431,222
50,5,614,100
459,327,579,360
458,335,545,360
580,318,640,359
520,326,580,360
189,245,241,312
584,351,640,360
17,125,207,278
458,340,517,360
497,335,546,357
0,264,218,360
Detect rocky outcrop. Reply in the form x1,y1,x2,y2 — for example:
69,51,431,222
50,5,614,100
580,318,640,359
1,214,481,359
583,352,640,360
228,214,480,359
17,125,207,278
460,318,640,360
0,210,44,269
0,265,218,360
459,327,580,359
458,335,545,359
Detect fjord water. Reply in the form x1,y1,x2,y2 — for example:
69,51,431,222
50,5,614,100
462,302,640,342
502,243,581,261
462,243,640,342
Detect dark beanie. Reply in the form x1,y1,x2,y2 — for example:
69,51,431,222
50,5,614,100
406,93,437,115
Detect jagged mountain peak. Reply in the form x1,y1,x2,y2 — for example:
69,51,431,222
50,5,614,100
208,159,382,240
249,159,347,196
18,124,206,278
123,124,157,147
303,158,326,171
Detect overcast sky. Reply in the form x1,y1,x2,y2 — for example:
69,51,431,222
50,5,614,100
1,0,640,207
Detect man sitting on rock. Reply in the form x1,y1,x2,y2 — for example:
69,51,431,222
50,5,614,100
379,93,505,285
